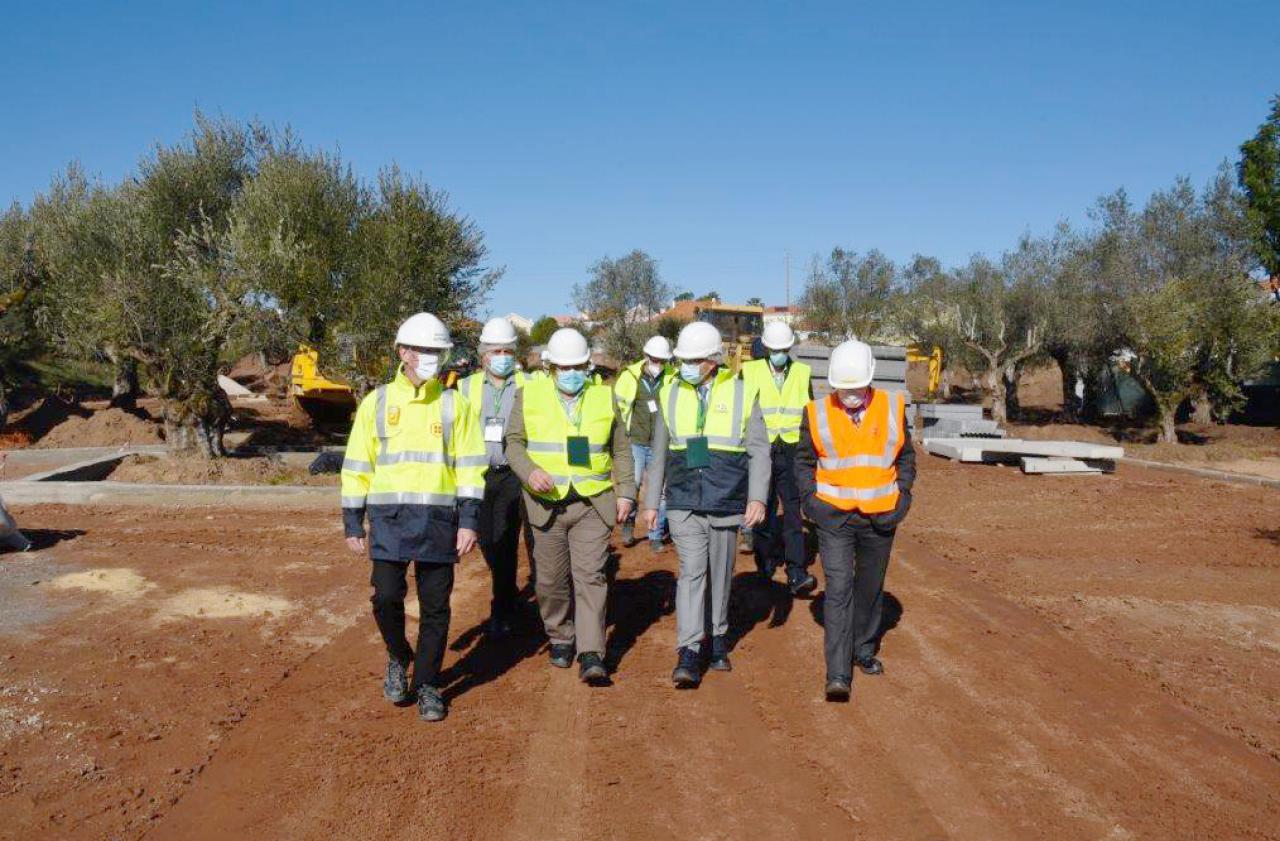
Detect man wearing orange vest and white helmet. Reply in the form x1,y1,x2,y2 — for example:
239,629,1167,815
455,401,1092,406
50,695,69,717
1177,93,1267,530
794,339,915,701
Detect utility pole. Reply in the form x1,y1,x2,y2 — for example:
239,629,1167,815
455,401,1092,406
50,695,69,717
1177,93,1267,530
785,250,791,311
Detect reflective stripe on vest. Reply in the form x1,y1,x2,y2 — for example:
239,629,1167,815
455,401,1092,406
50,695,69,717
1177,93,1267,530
662,371,747,452
808,389,904,514
742,359,810,444
522,378,615,501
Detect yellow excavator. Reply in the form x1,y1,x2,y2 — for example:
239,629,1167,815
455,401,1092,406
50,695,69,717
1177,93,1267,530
906,345,943,395
694,302,764,373
290,346,356,418
290,344,468,419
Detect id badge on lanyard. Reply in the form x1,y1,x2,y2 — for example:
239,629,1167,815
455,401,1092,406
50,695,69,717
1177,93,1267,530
566,435,592,467
483,417,505,443
685,388,711,468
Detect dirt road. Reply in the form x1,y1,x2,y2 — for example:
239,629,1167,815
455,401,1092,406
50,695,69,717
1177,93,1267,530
1,457,1277,840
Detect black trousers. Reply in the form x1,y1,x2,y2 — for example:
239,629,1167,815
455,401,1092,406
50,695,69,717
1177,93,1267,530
755,441,807,577
479,466,524,620
370,560,455,691
815,515,895,679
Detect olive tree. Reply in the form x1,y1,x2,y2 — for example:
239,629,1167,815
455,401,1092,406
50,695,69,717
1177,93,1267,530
573,249,670,363
798,248,896,343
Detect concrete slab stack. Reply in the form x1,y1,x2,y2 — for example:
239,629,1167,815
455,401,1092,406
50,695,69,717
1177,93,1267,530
792,343,914,429
922,437,1124,476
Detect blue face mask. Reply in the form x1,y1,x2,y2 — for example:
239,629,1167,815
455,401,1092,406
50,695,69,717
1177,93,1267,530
488,354,515,377
556,369,587,395
680,362,706,385
770,351,789,368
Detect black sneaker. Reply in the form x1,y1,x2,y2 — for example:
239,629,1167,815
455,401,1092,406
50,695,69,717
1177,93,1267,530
788,571,818,597
649,538,663,554
709,635,732,672
672,646,701,688
577,652,609,685
825,676,851,701
417,686,447,722
487,616,513,639
383,658,410,703
549,643,574,669
621,522,636,547
855,655,884,676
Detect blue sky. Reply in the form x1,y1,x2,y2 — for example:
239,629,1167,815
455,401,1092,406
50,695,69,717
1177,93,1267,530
2,1,1276,320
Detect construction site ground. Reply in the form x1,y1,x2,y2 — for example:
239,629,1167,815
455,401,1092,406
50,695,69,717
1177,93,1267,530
1,453,1277,841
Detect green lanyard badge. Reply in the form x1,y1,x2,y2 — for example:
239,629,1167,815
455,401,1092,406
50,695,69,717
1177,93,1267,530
567,435,592,467
685,386,710,468
564,395,593,467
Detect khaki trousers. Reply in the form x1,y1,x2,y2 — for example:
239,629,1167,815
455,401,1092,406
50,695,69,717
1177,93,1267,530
532,499,611,655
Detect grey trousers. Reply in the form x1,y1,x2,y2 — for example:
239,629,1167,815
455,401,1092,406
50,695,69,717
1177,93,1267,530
668,509,740,652
532,499,611,656
816,516,895,679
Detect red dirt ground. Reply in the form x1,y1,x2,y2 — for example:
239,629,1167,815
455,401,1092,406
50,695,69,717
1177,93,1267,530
0,454,1277,840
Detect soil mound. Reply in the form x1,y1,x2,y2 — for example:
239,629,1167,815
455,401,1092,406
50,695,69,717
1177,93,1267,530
108,453,338,486
33,407,165,449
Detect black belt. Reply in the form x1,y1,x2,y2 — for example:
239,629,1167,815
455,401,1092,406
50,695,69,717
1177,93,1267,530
487,464,512,474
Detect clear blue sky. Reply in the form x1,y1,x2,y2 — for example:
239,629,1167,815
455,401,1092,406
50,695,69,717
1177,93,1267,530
2,1,1276,320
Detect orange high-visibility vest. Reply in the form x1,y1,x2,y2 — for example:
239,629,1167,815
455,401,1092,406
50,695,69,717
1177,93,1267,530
807,389,905,514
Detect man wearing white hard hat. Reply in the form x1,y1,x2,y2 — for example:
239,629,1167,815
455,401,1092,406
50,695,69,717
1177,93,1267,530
506,328,636,685
612,335,675,552
341,313,487,722
741,321,817,595
794,339,916,701
457,317,528,638
642,321,770,688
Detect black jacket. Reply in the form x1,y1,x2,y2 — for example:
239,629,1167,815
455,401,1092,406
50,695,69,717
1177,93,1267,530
793,403,917,532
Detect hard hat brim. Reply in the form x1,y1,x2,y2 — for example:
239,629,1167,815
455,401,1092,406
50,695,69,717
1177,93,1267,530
761,337,795,351
828,371,874,389
673,347,721,361
547,350,591,366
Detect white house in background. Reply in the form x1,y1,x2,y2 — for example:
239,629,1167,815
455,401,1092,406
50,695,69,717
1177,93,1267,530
504,312,534,334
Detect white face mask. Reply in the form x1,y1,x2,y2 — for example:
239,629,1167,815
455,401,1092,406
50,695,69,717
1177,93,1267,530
645,360,663,377
838,389,867,410
412,353,440,381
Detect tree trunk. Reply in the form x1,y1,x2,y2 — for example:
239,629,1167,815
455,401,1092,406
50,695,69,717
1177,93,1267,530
163,382,231,457
1190,393,1214,425
110,358,139,410
1156,405,1178,444
1052,351,1080,422
985,365,1008,426
1001,362,1021,422
938,368,953,400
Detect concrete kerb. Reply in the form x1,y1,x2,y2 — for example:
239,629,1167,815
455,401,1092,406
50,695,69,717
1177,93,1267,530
0,480,335,508
1,444,343,507
1120,457,1280,490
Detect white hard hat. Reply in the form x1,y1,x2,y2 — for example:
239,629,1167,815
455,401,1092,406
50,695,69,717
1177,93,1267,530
828,340,876,389
545,328,591,366
539,349,549,362
395,312,453,349
673,321,723,360
642,335,673,360
761,321,796,351
479,317,518,347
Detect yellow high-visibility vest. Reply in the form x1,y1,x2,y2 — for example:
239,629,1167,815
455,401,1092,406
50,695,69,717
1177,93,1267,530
741,358,811,444
612,359,672,428
458,370,526,420
521,377,616,501
659,368,753,454
341,368,487,510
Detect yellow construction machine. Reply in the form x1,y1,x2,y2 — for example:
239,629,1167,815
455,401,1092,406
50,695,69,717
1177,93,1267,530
290,346,357,418
906,345,943,395
694,302,764,372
